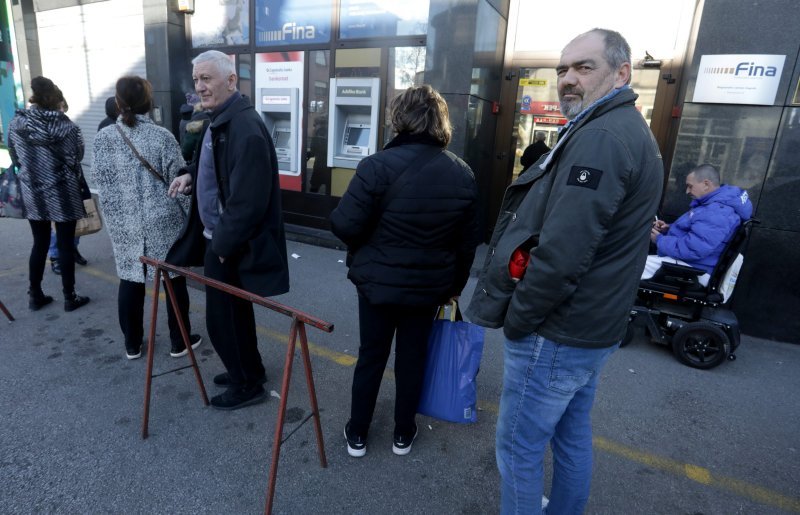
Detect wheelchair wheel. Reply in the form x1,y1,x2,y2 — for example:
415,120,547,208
671,322,731,369
620,323,637,348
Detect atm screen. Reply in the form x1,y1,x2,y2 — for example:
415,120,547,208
274,130,291,149
345,126,370,147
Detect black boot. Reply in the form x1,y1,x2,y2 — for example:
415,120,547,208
28,289,54,311
64,292,90,312
74,250,88,266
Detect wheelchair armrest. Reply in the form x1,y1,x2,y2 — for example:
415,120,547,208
651,262,705,288
659,262,704,277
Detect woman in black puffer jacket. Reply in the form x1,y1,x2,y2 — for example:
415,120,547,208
330,85,480,458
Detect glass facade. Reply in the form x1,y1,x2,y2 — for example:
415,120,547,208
339,0,429,39
664,103,782,218
190,1,428,227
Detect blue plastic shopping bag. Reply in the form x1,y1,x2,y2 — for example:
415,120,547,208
418,301,485,423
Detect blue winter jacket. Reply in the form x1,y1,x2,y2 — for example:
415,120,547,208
656,185,753,273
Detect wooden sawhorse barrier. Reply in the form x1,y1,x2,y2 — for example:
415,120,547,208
139,256,333,515
0,299,13,321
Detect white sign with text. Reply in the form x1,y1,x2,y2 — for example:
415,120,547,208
693,54,786,105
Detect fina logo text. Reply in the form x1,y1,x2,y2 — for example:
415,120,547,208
261,22,316,42
703,61,778,77
736,62,777,77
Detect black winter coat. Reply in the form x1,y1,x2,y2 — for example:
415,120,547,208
166,94,289,298
330,133,480,306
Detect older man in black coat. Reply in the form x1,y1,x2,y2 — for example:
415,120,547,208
168,50,289,410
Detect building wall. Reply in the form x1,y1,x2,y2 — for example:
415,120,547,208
665,0,800,342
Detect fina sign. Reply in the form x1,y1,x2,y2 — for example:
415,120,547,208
693,54,785,105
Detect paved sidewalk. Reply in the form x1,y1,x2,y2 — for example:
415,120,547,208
1,217,799,514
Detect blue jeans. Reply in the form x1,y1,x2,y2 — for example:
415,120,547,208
48,231,79,259
496,333,618,515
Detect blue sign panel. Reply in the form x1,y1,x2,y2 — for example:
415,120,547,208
255,0,332,47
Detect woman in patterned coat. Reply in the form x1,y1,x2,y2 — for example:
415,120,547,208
7,76,90,312
93,76,201,360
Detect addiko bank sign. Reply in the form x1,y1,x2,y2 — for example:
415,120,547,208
693,54,786,105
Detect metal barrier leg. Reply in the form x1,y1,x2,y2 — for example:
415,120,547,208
162,274,209,406
0,300,13,322
297,322,327,468
141,269,163,439
264,318,299,515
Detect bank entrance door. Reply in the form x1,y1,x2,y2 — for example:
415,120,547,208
509,66,662,181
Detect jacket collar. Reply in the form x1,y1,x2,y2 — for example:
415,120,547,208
384,131,446,150
210,92,247,128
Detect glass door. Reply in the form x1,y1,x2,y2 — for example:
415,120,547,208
510,67,661,181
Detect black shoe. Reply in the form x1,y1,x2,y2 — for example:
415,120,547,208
169,334,203,358
210,384,267,411
213,371,267,387
64,293,90,312
344,422,367,458
125,341,143,360
392,424,418,456
74,251,88,266
50,259,61,275
28,289,54,311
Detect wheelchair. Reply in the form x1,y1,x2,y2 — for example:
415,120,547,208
623,219,757,370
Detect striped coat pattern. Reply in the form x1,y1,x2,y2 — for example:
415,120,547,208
7,107,86,222
92,115,188,283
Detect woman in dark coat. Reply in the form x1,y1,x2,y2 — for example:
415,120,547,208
7,76,90,312
330,85,480,457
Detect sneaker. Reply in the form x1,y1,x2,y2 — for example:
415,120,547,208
28,289,54,311
213,371,267,387
50,259,61,275
170,334,203,357
64,293,90,312
74,250,88,266
344,422,367,458
125,342,142,360
542,496,549,510
210,384,267,411
392,424,418,456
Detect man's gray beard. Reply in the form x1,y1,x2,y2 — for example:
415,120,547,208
560,98,582,120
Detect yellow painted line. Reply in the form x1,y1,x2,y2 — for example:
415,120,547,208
593,436,800,512
76,265,800,513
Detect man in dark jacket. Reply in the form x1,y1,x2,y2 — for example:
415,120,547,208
466,29,663,513
168,50,289,411
519,130,550,169
97,96,118,131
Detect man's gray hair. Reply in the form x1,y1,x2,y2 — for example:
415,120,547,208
535,131,546,141
192,50,236,78
691,164,721,186
587,28,631,70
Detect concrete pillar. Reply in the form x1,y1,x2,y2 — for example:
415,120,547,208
142,0,192,134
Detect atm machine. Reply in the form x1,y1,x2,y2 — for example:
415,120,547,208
259,87,299,174
327,78,380,169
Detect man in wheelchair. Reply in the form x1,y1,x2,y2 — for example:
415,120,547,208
628,164,754,369
643,164,752,286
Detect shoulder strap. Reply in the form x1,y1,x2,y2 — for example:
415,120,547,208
380,145,444,210
115,124,166,184
114,124,187,219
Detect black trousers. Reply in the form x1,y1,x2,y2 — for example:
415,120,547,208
349,295,437,437
117,277,192,348
204,242,265,387
29,220,77,296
